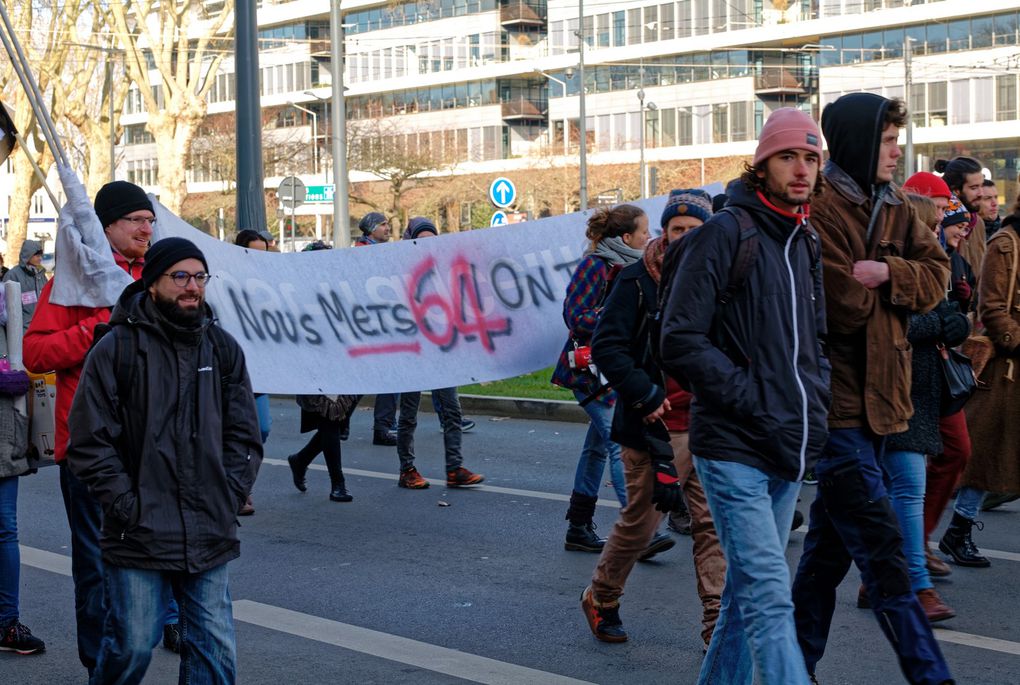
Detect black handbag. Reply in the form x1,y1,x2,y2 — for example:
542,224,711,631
938,343,977,416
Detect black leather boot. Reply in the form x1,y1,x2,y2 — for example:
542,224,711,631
565,522,605,552
938,512,990,567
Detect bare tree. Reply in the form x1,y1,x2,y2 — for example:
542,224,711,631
347,119,456,230
108,0,234,213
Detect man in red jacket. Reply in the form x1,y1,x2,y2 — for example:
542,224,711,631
23,180,176,673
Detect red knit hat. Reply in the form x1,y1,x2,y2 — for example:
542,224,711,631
903,172,951,199
753,108,822,166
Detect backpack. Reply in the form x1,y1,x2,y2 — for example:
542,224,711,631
647,206,760,383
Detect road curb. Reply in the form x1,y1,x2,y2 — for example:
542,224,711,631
272,394,588,424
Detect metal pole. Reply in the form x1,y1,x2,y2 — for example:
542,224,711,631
235,0,266,232
577,0,588,210
107,59,115,182
288,103,318,176
638,91,646,199
291,191,296,251
330,1,350,247
904,36,915,178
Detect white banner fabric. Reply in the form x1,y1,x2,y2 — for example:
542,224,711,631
153,189,718,395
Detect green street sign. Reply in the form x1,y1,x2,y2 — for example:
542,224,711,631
306,184,335,203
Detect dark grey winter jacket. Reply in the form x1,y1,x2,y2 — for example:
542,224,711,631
67,280,262,573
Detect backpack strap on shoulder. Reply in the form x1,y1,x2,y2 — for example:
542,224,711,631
717,207,760,306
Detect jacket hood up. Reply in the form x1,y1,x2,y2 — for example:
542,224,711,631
821,92,891,195
19,239,42,267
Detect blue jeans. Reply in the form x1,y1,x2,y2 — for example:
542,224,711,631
0,476,19,627
882,450,931,593
572,391,626,506
693,456,807,685
954,486,986,521
792,428,951,684
59,464,179,672
92,563,236,685
254,394,272,443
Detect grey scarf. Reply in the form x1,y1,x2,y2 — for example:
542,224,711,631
590,236,643,266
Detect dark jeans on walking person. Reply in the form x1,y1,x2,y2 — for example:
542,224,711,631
59,464,179,672
397,388,463,472
374,393,398,433
90,563,236,685
792,428,952,684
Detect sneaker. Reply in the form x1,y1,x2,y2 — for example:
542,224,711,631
398,467,430,489
460,418,476,433
446,467,484,487
162,623,181,654
373,430,397,446
0,621,45,654
803,471,818,486
639,532,676,561
580,586,627,643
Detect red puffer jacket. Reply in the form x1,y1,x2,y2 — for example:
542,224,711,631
23,253,143,462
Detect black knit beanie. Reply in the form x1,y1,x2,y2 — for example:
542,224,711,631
94,180,154,228
141,238,209,288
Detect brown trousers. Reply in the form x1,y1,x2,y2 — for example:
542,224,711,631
590,432,726,646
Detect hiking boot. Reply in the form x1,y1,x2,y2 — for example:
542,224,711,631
939,513,990,567
373,430,397,446
926,547,952,577
981,492,1020,511
0,621,45,655
162,623,181,654
398,467,430,489
580,586,627,643
287,454,307,493
667,508,692,535
330,483,353,502
917,588,956,623
856,584,869,609
238,494,255,516
565,522,605,552
446,467,484,487
639,532,676,561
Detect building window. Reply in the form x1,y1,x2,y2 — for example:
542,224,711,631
677,1,692,38
712,104,729,143
950,79,969,125
627,9,641,44
928,81,948,127
612,11,626,46
660,3,674,40
644,6,658,42
597,14,610,47
997,74,1017,122
677,107,692,146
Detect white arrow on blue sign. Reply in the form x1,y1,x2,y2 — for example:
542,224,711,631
488,177,516,208
490,210,509,227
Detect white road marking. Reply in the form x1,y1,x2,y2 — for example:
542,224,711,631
927,541,1020,563
263,457,624,508
233,600,594,685
935,629,1020,656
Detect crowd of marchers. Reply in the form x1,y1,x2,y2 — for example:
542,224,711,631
1,92,1018,685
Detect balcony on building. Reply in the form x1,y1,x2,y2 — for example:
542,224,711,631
500,0,546,28
500,78,547,121
752,50,818,98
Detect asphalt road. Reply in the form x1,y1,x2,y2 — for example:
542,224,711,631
5,398,1020,684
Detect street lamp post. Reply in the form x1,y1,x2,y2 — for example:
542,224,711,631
576,0,588,210
637,88,656,199
304,90,331,184
329,4,350,247
287,102,318,176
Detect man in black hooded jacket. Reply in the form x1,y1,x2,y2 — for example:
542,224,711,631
68,237,262,684
791,94,953,685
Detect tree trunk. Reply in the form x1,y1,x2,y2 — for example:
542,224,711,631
149,107,202,214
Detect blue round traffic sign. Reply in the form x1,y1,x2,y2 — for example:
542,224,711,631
490,210,509,227
488,177,517,208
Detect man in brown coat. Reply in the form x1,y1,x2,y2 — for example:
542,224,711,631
790,93,954,685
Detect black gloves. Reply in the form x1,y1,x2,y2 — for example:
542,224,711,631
938,300,971,348
650,459,684,513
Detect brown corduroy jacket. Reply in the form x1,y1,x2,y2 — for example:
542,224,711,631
812,163,950,436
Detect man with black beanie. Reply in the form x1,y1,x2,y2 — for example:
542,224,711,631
791,93,954,684
23,180,185,670
67,237,261,684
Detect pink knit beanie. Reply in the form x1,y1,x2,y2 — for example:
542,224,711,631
753,108,822,166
